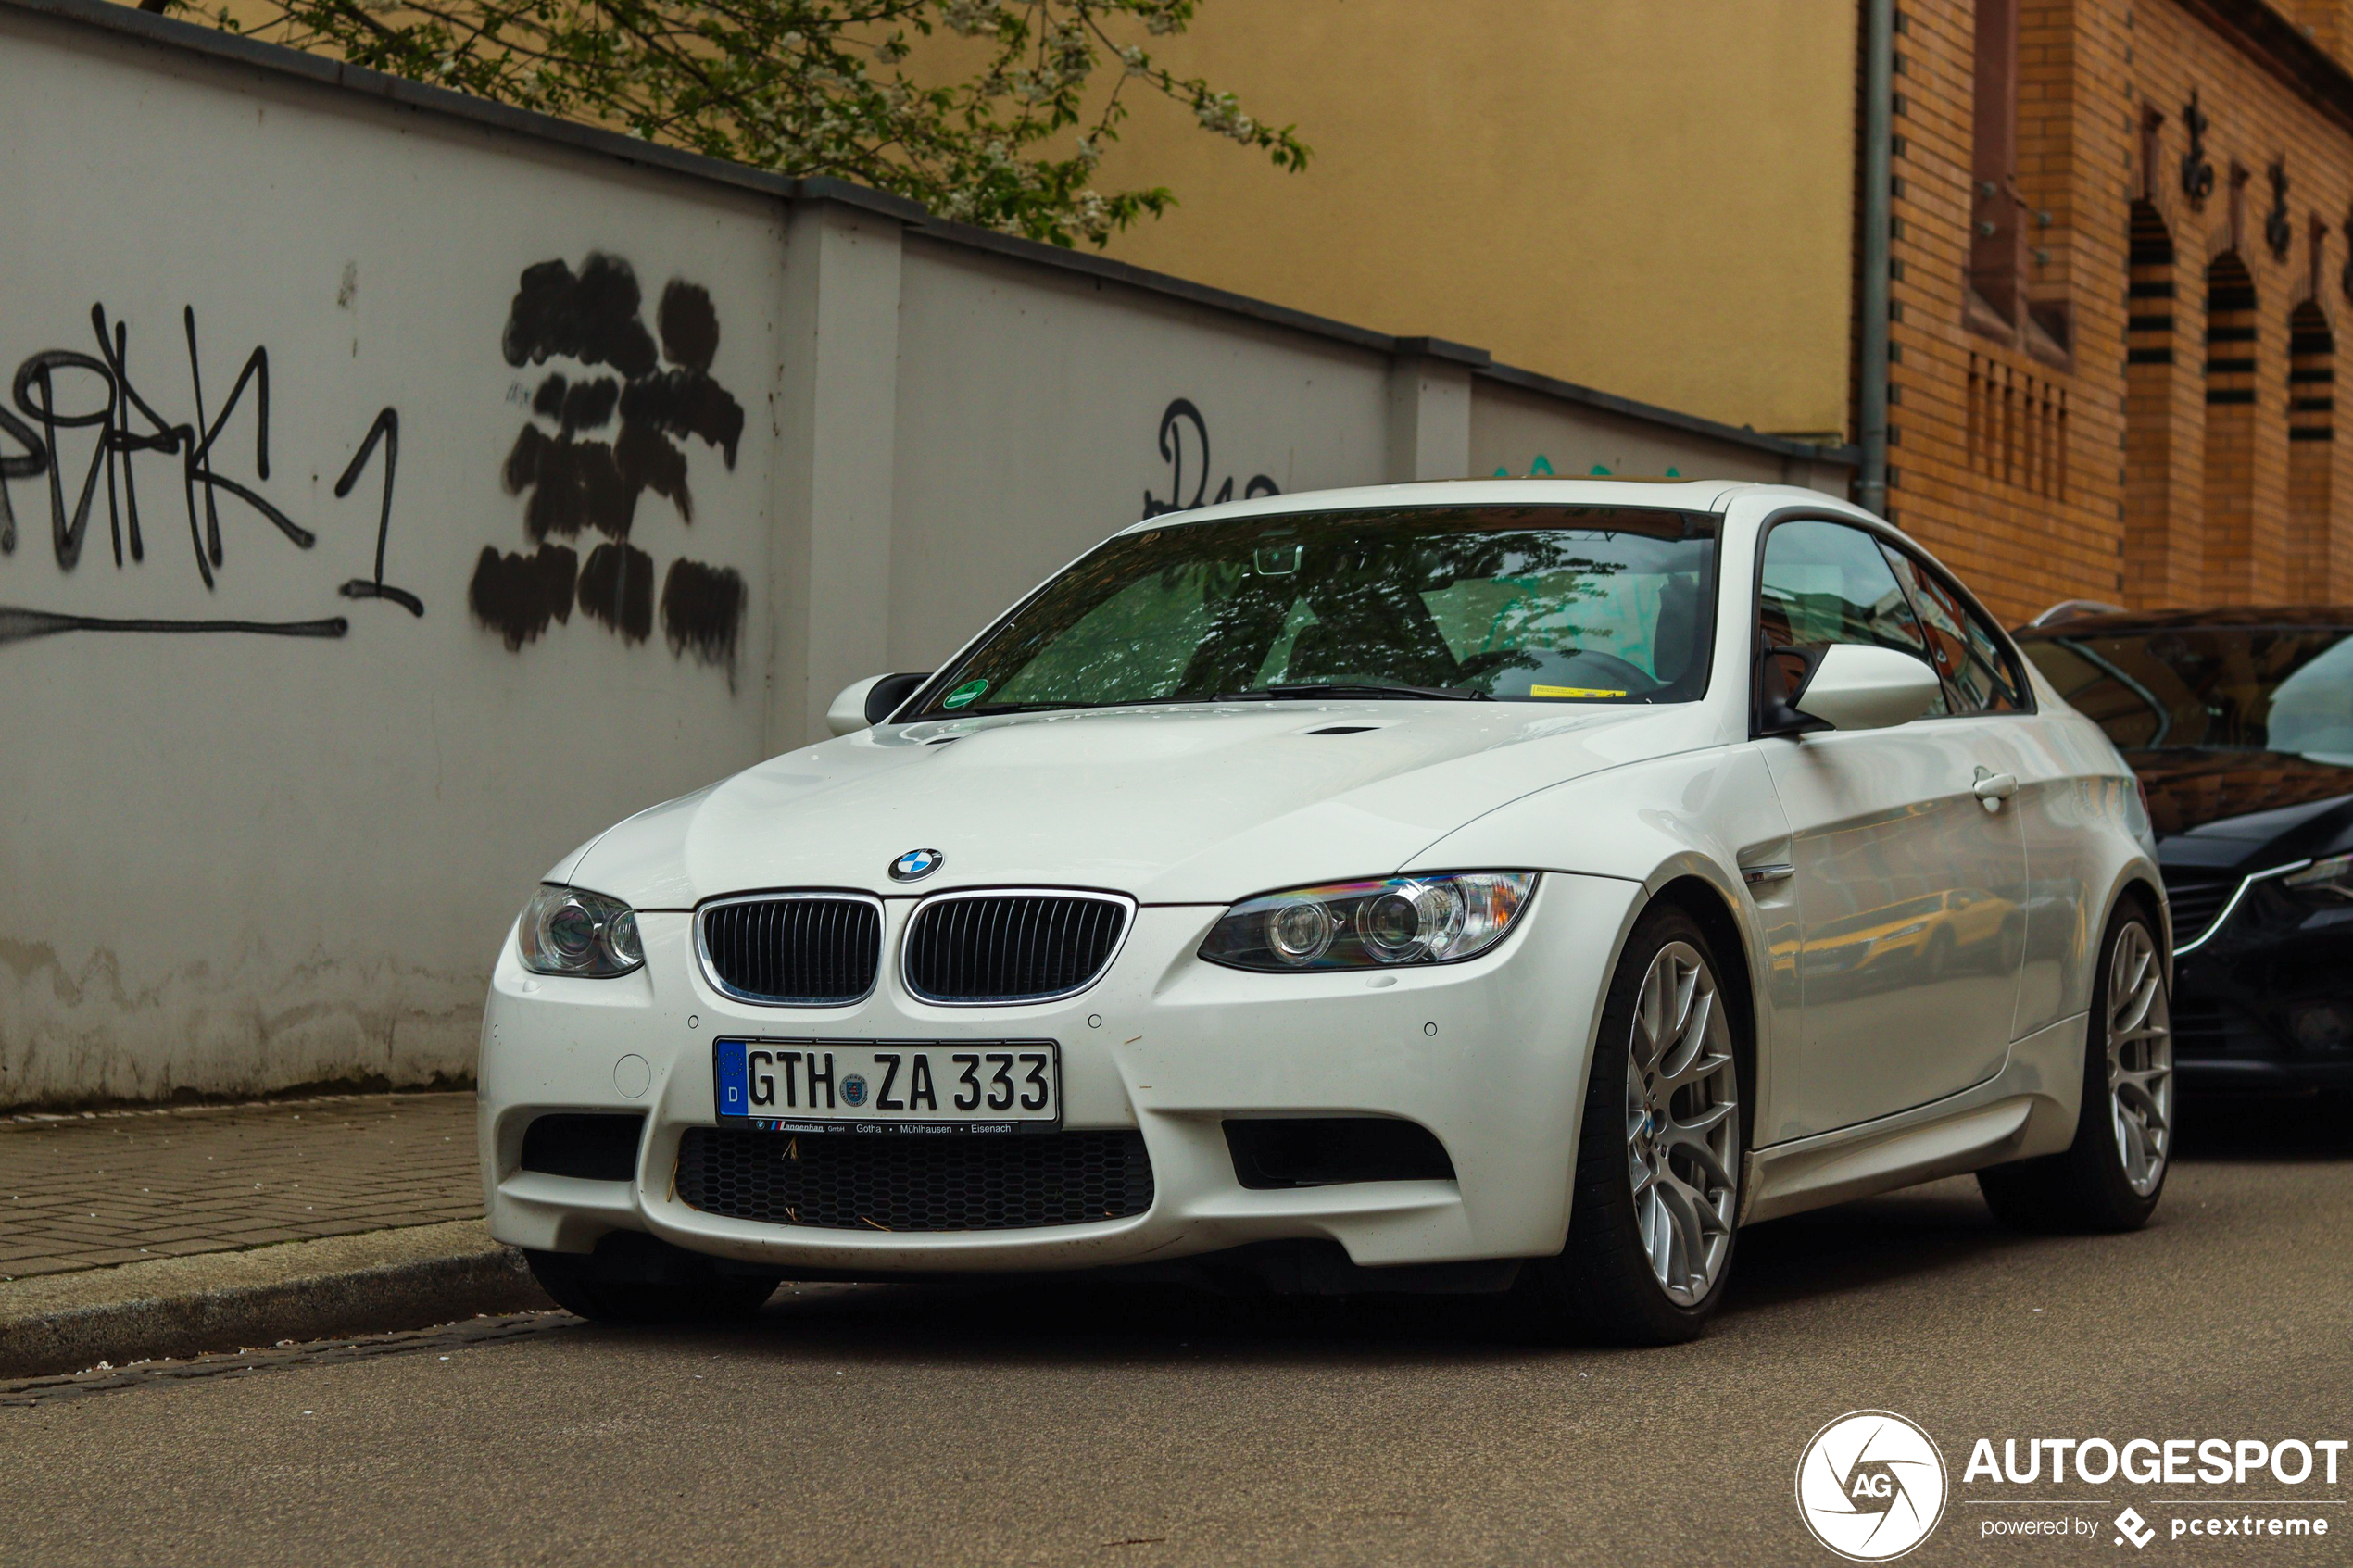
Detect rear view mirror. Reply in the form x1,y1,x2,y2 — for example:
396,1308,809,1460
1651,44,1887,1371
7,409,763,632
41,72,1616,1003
825,671,932,735
1793,644,1942,732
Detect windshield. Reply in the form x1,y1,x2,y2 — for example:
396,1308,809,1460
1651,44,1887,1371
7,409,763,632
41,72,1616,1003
2020,626,2353,761
908,505,1719,718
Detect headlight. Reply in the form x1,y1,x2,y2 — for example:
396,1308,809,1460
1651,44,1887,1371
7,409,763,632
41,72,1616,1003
1200,872,1537,972
2284,852,2353,904
517,884,645,976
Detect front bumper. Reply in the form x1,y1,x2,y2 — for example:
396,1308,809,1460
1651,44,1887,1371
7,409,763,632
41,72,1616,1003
478,872,1642,1273
2171,893,2353,1088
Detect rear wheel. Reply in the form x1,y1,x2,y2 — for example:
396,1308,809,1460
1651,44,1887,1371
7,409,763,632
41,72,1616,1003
1526,905,1745,1345
1979,904,2172,1232
526,1234,777,1325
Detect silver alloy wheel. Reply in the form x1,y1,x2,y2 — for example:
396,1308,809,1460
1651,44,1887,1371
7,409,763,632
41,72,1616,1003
2107,920,2173,1197
1624,940,1740,1306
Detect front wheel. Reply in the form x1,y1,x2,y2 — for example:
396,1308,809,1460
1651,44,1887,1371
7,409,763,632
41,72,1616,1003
1524,904,1746,1345
1979,903,2172,1232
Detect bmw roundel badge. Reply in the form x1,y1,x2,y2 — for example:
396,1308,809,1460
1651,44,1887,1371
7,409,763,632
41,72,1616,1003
889,847,944,883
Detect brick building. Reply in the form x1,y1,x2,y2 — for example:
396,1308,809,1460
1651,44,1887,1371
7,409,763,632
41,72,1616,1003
1096,0,2353,623
1892,0,2353,616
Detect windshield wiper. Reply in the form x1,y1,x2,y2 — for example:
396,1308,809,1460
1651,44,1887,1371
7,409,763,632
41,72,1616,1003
1226,682,1491,702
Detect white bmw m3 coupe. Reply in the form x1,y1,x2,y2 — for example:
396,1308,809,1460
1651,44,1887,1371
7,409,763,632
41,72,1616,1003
480,480,2171,1343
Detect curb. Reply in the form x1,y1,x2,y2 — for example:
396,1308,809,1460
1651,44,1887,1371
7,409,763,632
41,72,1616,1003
0,1221,553,1379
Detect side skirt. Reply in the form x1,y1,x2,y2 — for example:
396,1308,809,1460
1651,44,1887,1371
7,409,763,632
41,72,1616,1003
1739,1011,2086,1225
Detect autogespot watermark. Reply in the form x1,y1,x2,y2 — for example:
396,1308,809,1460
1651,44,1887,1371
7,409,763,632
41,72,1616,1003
1796,1416,2347,1557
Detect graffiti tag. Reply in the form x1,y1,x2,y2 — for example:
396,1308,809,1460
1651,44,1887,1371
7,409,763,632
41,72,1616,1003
0,303,414,644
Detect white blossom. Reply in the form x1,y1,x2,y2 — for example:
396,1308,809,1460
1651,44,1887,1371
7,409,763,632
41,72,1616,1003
941,0,1000,36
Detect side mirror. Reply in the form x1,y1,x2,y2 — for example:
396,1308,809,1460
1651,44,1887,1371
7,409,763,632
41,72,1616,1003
1793,644,1942,732
826,671,932,735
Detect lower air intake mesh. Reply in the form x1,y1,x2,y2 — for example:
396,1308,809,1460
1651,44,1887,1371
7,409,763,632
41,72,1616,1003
674,1127,1154,1232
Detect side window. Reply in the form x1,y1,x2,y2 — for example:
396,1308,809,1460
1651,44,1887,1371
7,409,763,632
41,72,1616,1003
1757,520,1947,716
1880,546,2030,713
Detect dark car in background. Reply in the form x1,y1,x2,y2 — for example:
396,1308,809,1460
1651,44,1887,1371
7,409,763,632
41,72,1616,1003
2016,608,2353,1091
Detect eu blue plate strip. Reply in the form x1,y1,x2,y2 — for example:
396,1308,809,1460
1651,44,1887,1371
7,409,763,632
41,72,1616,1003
713,1038,749,1119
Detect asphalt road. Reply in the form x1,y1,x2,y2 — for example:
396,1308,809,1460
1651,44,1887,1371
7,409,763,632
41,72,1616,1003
6,1097,2349,1568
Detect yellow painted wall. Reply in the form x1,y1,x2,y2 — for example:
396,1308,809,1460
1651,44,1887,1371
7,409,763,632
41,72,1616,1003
1091,0,1860,438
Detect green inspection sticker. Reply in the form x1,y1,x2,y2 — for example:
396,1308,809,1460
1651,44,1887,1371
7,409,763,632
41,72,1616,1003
941,678,989,709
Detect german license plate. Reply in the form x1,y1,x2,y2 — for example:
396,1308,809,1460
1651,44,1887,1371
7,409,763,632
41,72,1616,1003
712,1039,1060,1133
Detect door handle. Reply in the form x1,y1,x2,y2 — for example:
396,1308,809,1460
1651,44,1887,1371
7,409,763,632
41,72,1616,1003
1972,770,2019,809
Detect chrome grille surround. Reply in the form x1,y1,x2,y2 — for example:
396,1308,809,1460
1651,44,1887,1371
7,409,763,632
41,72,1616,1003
694,891,886,1007
900,888,1137,1006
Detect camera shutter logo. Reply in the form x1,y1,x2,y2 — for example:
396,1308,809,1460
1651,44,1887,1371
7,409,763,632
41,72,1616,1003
1794,1411,1948,1561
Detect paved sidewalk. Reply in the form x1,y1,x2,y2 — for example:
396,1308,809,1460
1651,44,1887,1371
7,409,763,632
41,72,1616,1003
0,1093,480,1282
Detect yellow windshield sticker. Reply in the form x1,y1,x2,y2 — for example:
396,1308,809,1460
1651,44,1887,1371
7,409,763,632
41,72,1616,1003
1531,684,1627,699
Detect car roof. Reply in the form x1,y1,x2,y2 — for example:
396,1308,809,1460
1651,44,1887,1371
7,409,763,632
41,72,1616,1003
1109,478,1861,533
2014,605,2353,637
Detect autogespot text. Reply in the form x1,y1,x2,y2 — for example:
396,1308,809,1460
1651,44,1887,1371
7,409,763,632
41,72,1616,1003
1964,1436,2347,1486
1968,1436,2343,1546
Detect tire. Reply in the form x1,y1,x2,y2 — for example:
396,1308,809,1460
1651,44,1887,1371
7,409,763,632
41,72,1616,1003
1979,902,2172,1233
526,1234,777,1325
1524,904,1746,1345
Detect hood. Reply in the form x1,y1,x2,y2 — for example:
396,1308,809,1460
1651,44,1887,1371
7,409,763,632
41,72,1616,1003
2132,749,2353,872
571,701,1728,909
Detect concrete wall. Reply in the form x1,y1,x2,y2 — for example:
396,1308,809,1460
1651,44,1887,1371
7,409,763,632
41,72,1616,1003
0,0,1850,1107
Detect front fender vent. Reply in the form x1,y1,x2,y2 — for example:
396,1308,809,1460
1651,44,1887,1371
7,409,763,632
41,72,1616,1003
901,892,1133,1004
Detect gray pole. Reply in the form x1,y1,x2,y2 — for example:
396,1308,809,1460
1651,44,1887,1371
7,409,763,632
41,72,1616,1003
1856,0,1893,519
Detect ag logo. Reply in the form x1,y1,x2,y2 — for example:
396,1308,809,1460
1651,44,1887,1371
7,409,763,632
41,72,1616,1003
1794,1411,1948,1562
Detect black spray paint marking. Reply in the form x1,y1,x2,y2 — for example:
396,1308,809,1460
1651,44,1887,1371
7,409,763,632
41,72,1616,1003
0,607,347,646
494,258,743,545
0,303,415,638
626,281,744,465
502,254,661,378
660,557,745,671
578,540,655,643
468,543,578,651
1140,398,1279,519
494,262,744,541
503,424,676,540
476,255,747,676
333,409,422,616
